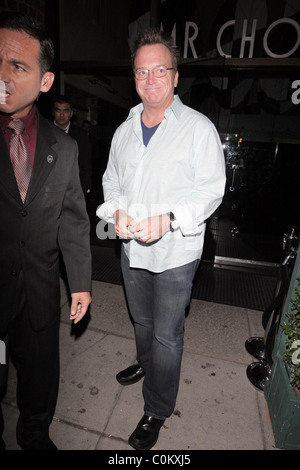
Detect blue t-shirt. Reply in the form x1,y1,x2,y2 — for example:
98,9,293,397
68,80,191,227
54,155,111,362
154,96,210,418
141,114,160,146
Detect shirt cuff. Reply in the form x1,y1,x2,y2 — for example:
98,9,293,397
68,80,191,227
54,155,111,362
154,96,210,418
172,202,203,236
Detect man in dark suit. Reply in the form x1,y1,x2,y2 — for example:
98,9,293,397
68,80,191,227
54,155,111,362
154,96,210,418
52,95,92,195
0,12,92,450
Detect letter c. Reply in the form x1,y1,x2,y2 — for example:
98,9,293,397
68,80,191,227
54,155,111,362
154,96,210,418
216,20,235,58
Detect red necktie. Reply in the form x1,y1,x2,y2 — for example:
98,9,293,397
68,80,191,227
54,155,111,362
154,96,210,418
8,119,31,203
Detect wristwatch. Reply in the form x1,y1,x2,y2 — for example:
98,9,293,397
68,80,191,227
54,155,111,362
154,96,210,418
169,212,179,232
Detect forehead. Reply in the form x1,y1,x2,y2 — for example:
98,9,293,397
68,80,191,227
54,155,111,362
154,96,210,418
135,43,172,66
54,103,71,109
0,28,40,63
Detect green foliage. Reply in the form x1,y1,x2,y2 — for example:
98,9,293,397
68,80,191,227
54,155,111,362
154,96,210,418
282,277,300,390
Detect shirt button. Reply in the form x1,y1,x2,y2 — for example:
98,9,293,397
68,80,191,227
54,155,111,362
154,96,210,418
11,270,17,276
19,241,25,247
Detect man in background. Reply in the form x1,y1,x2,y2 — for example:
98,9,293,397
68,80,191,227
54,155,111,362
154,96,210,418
53,95,92,195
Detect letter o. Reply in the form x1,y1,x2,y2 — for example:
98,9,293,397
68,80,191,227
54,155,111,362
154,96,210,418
263,18,300,58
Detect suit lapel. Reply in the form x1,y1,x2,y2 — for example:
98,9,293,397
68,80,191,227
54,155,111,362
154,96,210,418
24,113,58,205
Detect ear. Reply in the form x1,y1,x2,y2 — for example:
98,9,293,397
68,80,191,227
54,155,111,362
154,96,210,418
174,70,179,88
40,72,55,93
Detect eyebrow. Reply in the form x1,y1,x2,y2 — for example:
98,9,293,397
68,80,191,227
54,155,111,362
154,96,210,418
8,57,32,70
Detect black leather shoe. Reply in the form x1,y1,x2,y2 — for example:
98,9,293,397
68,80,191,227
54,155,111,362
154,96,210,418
116,364,145,385
128,415,165,450
18,438,58,450
46,439,58,450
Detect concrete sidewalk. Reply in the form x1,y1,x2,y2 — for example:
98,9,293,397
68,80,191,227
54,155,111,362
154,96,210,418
2,278,276,450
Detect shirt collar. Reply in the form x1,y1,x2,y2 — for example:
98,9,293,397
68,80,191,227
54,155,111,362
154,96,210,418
167,95,183,120
0,104,37,133
127,94,183,122
54,120,71,133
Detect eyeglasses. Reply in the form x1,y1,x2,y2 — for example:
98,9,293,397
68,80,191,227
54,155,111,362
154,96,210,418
134,65,175,80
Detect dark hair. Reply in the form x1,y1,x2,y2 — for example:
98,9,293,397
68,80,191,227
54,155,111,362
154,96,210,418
131,27,179,71
52,95,72,109
0,11,54,77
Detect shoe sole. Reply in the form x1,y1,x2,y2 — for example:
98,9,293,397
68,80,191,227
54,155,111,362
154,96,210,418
128,434,158,451
116,373,145,386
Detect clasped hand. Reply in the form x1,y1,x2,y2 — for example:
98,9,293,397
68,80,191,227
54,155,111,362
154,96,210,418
115,210,170,243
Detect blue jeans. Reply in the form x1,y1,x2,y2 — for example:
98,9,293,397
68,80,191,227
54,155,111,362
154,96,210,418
121,247,199,419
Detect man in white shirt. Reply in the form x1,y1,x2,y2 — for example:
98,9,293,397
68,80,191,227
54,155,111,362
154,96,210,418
97,27,226,450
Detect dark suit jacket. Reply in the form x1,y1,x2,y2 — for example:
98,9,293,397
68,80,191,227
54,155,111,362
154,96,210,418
0,111,91,335
68,123,92,193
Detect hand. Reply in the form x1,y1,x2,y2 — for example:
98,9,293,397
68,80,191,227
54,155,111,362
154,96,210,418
70,292,92,324
115,209,135,239
129,214,170,243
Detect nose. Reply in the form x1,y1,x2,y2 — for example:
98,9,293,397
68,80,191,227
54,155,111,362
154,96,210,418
146,70,155,83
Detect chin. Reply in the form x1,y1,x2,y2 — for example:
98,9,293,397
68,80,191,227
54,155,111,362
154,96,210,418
0,105,12,115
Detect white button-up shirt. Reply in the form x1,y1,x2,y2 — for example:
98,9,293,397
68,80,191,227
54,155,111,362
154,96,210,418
97,95,226,273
